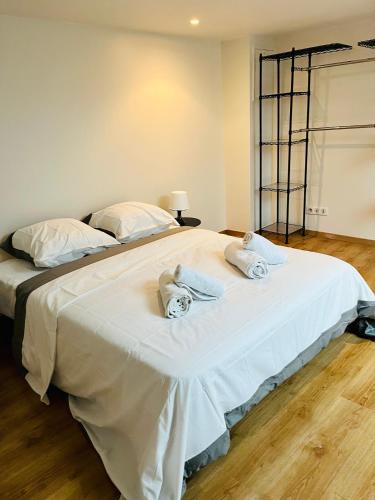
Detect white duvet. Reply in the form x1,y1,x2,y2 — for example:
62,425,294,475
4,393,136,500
21,229,374,500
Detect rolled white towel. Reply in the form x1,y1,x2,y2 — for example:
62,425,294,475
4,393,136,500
242,232,287,265
225,240,269,279
174,264,224,301
159,270,193,318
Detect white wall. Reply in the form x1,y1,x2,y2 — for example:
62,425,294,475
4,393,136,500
0,15,226,242
221,37,251,232
1,14,373,242
274,17,375,239
221,35,276,233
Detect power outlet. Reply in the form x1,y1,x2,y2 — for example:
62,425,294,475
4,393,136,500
306,206,328,216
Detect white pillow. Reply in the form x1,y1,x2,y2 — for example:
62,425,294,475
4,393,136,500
89,201,179,243
12,218,119,268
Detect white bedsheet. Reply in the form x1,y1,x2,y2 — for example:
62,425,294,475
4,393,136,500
0,258,43,318
21,229,374,500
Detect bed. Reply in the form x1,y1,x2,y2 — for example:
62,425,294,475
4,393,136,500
0,227,374,500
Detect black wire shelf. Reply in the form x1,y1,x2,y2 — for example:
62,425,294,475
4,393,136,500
261,222,303,235
260,91,309,100
358,39,375,49
259,45,316,244
260,138,307,146
261,182,305,193
262,43,352,61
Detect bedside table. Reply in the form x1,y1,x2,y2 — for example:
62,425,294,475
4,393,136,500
176,217,201,227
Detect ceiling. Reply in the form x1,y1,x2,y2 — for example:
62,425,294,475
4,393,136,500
0,0,374,39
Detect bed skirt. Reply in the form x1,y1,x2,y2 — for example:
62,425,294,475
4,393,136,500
182,300,375,493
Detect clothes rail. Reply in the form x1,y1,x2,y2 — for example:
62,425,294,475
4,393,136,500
292,124,375,134
294,56,375,71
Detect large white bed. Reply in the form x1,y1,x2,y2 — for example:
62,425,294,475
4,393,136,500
1,228,374,500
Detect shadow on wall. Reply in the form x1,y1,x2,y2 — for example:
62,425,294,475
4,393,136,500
158,195,171,212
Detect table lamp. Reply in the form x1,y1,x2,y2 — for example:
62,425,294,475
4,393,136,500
170,191,189,225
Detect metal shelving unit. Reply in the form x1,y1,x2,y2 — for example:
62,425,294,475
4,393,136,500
259,42,352,243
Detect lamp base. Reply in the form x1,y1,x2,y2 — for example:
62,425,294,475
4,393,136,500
175,217,201,228
176,210,185,226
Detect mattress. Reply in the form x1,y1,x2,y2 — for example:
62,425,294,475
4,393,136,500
17,228,374,500
0,257,43,319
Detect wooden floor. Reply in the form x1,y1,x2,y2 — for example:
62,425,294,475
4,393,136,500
0,233,374,500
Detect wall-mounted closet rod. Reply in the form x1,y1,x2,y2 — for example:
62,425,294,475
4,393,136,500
294,56,375,71
292,124,375,134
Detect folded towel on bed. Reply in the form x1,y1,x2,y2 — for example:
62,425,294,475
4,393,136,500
242,232,287,265
174,264,224,301
159,271,193,318
225,240,269,279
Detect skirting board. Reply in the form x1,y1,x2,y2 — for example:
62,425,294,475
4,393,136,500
220,229,375,247
220,230,246,238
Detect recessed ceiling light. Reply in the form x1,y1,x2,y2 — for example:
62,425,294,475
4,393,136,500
190,18,200,26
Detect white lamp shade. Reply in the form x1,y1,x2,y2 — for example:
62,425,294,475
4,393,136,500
170,191,190,211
